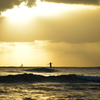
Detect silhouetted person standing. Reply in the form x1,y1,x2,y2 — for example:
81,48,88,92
49,62,52,68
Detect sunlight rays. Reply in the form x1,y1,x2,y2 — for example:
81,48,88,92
1,0,92,20
0,41,50,66
2,2,35,20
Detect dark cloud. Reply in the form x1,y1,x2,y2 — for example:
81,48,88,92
26,0,36,7
42,0,100,5
0,0,36,12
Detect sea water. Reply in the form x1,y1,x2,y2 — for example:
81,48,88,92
0,67,100,100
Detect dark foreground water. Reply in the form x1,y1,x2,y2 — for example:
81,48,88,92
0,67,100,100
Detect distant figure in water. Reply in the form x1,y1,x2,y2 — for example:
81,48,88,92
49,62,52,68
20,63,23,67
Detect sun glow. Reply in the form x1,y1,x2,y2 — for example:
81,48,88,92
2,2,35,20
12,42,49,66
0,41,50,66
1,0,86,20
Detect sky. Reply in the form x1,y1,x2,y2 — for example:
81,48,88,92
0,0,100,67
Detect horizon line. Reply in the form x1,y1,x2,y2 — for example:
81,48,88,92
0,66,100,68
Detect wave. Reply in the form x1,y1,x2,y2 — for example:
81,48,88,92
25,67,58,72
0,73,100,83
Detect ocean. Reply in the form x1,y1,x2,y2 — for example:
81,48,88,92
0,67,100,100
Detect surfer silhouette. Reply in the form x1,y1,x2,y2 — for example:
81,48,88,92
49,62,52,68
20,63,23,67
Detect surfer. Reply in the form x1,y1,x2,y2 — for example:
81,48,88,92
49,62,52,68
20,63,23,67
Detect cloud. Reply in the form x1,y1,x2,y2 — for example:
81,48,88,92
42,0,100,5
0,0,36,12
26,0,36,7
0,6,100,43
0,43,15,54
0,41,100,66
1,0,99,13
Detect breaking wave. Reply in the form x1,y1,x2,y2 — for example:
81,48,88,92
0,73,100,83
